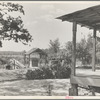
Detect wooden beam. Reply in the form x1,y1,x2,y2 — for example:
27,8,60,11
92,28,96,71
71,21,77,76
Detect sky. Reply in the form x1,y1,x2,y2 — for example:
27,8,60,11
0,1,100,52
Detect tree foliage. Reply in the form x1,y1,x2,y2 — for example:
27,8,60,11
49,38,60,54
65,41,72,57
0,2,32,47
65,35,93,65
76,37,91,64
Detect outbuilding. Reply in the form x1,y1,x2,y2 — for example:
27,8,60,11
26,48,47,67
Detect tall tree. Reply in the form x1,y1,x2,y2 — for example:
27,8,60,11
49,38,60,54
65,41,72,57
65,35,92,65
76,37,91,64
0,2,32,47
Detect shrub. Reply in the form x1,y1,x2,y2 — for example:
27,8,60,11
26,66,54,80
59,66,71,78
26,69,43,80
41,66,54,79
26,65,71,80
50,63,71,79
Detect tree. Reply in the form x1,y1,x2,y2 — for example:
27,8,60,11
49,38,60,54
87,34,93,51
65,41,72,64
76,37,91,64
65,35,92,65
0,2,32,47
65,41,72,57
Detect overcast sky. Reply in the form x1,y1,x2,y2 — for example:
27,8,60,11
0,1,100,52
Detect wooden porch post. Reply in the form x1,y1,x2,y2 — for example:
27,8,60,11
69,21,78,96
71,21,77,76
92,28,96,71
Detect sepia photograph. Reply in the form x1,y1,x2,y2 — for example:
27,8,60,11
0,1,100,98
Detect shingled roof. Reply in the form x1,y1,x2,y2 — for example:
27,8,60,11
26,48,47,55
57,5,100,30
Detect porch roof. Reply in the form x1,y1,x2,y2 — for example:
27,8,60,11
56,5,100,30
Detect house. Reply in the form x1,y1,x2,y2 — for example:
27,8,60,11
25,48,47,67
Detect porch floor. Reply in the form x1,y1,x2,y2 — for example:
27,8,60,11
71,69,100,90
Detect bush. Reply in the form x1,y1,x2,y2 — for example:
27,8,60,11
26,69,43,80
26,66,54,80
50,63,71,79
41,67,54,79
26,64,71,80
59,66,71,78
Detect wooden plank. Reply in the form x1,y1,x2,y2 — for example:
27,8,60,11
71,22,77,76
92,28,96,71
70,75,100,87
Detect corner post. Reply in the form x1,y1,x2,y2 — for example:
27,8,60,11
71,21,77,76
92,28,96,71
69,21,78,96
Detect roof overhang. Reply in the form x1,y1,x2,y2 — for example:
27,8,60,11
56,5,100,30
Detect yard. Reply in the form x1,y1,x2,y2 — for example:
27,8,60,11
0,79,92,96
0,69,100,96
0,68,99,96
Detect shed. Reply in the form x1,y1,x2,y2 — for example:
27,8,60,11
26,48,47,67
